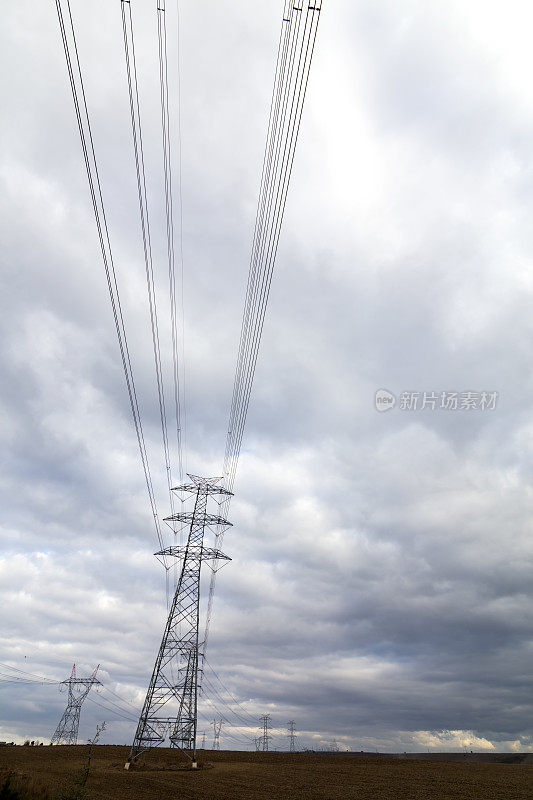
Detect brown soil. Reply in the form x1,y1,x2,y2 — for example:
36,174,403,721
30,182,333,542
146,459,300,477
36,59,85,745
1,745,532,800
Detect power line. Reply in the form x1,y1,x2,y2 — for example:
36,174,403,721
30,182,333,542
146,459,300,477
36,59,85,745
204,661,258,723
201,675,257,729
0,662,141,724
204,1,300,650
223,0,322,493
98,684,140,712
0,663,60,684
199,696,256,745
157,0,185,485
86,693,137,723
203,0,323,656
175,0,188,480
202,663,258,727
0,676,60,686
94,689,139,718
198,711,253,748
120,0,176,535
56,0,322,761
223,2,304,491
54,0,166,557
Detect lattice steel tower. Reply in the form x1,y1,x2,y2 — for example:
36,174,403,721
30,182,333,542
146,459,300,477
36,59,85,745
287,720,297,752
212,719,223,750
50,664,101,745
259,714,272,752
127,475,232,768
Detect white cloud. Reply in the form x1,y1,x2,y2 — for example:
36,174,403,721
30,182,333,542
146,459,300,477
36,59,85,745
412,729,495,751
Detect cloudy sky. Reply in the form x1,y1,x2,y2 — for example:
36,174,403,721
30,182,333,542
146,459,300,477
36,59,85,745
1,0,533,753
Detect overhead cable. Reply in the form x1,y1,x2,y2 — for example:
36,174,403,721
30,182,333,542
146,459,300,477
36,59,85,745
203,0,323,654
54,0,165,555
157,0,186,486
120,0,176,531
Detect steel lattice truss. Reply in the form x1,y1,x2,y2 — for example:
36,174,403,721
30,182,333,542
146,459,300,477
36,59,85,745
50,664,101,745
128,475,232,765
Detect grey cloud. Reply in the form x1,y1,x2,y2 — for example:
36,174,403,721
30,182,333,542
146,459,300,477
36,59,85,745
0,0,532,754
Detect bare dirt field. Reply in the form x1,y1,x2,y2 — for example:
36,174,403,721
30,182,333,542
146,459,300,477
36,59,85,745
1,745,532,800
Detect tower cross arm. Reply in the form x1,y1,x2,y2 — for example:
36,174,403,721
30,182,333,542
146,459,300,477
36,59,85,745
155,546,231,562
163,512,232,527
171,475,233,497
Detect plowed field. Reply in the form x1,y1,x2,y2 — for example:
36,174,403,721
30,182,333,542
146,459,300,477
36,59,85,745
1,745,532,800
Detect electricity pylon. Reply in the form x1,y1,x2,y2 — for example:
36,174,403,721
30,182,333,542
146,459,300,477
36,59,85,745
127,475,232,768
260,714,272,752
212,719,222,750
50,664,101,745
287,720,297,752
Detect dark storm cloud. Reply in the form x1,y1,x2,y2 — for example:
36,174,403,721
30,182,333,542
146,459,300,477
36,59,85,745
0,0,532,753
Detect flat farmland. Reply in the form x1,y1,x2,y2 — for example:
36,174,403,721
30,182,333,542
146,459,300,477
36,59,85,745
1,745,532,800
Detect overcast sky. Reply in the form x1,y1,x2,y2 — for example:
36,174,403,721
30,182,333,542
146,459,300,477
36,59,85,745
1,0,533,753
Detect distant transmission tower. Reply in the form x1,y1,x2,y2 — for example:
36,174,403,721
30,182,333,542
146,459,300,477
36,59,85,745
259,715,272,752
126,476,231,768
212,719,223,750
201,731,206,749
50,664,101,745
287,720,297,752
